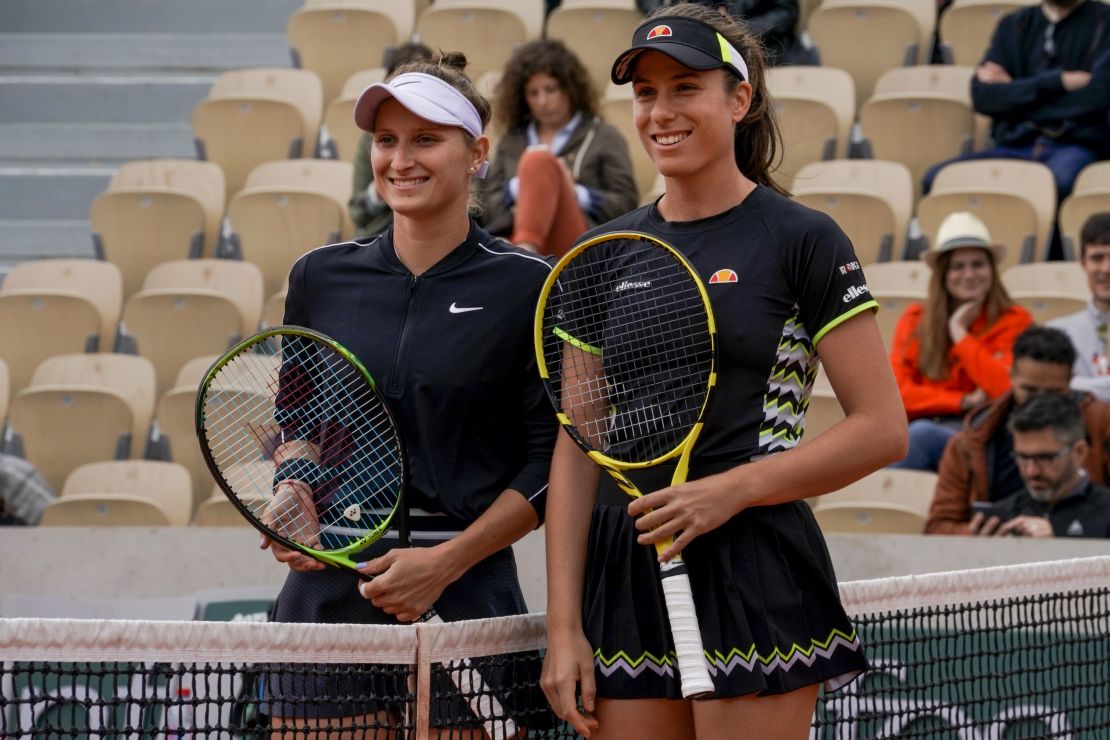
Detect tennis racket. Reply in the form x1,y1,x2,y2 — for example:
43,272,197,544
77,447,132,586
196,326,516,738
535,231,718,698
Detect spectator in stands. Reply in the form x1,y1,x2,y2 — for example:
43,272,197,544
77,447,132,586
266,51,556,735
481,39,638,258
925,325,1110,534
1049,212,1110,401
349,42,433,237
890,212,1032,471
968,392,1110,538
637,1,810,65
922,0,1110,200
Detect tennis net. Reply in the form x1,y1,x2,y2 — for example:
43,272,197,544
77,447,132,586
1,555,1107,738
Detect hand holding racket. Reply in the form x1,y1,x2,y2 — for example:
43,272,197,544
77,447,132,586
535,231,718,699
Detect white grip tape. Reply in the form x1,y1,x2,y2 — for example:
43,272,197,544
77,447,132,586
426,614,517,739
660,566,715,698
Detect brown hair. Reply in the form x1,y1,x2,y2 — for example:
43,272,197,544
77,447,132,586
392,51,492,142
493,39,597,133
917,249,1013,380
644,4,788,196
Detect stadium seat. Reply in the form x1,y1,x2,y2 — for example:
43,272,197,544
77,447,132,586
872,290,922,350
108,160,226,258
600,84,655,198
30,353,156,460
62,460,193,526
225,188,344,299
208,68,325,162
0,292,102,394
1074,161,1110,193
264,289,287,328
815,467,938,517
2,259,122,353
545,1,644,95
0,359,8,429
121,261,263,396
89,189,207,300
813,502,928,534
1009,294,1088,324
804,387,844,441
243,159,356,240
40,494,173,527
792,159,914,262
872,64,973,99
173,355,221,388
286,5,403,105
808,1,925,105
417,1,544,80
1001,262,1088,296
767,66,856,184
939,1,1033,66
194,495,253,526
858,94,974,200
865,259,931,295
916,192,1038,273
930,159,1056,259
322,68,386,162
1059,190,1110,260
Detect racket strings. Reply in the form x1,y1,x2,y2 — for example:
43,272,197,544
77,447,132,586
542,239,713,463
203,337,403,550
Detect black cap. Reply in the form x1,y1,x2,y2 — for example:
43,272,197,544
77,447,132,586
611,16,748,85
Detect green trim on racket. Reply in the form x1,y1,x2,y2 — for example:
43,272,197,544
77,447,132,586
535,230,719,698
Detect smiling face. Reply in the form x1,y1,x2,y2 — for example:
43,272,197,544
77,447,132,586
943,247,995,305
630,51,750,180
524,72,574,132
370,99,486,220
1082,243,1110,312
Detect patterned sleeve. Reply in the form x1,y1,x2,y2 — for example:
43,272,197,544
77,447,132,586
785,211,878,345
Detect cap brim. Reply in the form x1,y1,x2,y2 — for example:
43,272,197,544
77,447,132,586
354,82,462,133
611,42,728,84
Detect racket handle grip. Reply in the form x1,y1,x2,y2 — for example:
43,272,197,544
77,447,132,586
660,561,715,698
417,611,518,739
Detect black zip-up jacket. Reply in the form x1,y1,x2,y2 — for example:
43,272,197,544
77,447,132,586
973,0,1110,156
283,222,555,527
992,477,1110,538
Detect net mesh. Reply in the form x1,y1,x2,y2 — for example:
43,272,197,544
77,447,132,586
2,557,1107,738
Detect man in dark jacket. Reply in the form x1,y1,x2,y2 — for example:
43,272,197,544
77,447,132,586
926,326,1110,534
970,393,1110,538
922,0,1110,199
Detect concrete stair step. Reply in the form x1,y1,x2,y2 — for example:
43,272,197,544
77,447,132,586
0,123,195,163
0,74,213,124
0,219,95,263
0,166,113,221
1,0,301,34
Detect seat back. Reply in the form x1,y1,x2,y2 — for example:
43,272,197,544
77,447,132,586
89,189,207,299
40,494,171,527
600,85,656,197
1074,161,1110,194
865,260,931,295
209,68,324,160
303,0,416,39
818,468,938,516
245,159,355,239
813,502,928,534
193,496,253,526
192,97,307,204
871,291,923,350
0,359,8,426
939,1,1029,66
769,97,841,187
226,188,345,298
62,460,193,526
264,289,288,329
1059,190,1110,259
3,259,122,352
916,190,1038,272
416,3,535,79
545,3,643,94
1002,262,1089,296
873,64,973,99
143,260,264,337
0,293,101,393
109,160,226,255
768,66,856,157
794,191,899,264
286,6,400,105
1011,294,1090,324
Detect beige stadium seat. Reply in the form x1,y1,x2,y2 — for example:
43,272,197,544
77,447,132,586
0,359,8,426
792,160,914,262
209,68,324,162
865,260,930,295
767,67,855,181
1001,262,1089,296
323,68,386,163
226,188,344,299
1059,190,1110,259
194,495,253,526
0,292,101,394
2,259,121,353
302,0,416,41
287,5,402,105
1074,162,1110,194
931,159,1056,259
109,160,226,257
264,289,288,328
872,64,973,99
815,468,937,517
122,260,266,399
808,1,924,105
417,1,543,79
803,387,844,441
30,353,156,460
62,460,193,526
872,291,922,350
244,159,356,240
192,98,308,205
40,494,173,526
600,84,655,198
939,1,1033,66
89,189,207,300
173,355,221,388
545,2,644,94
858,94,974,200
1010,294,1089,324
916,191,1038,272
813,502,927,534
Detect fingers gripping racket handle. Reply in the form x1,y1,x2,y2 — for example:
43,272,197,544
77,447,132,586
421,612,518,739
659,559,715,698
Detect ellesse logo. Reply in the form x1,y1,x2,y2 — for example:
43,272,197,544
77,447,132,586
646,24,672,39
842,284,870,303
708,269,738,284
615,280,651,292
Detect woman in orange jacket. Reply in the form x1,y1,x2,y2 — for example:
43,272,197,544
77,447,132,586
890,212,1032,470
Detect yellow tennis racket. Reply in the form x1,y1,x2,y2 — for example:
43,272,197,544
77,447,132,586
535,231,718,698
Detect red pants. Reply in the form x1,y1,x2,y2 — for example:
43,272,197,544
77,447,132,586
511,148,589,259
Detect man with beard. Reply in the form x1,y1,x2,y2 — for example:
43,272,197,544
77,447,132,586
969,393,1110,538
926,326,1110,533
922,0,1110,201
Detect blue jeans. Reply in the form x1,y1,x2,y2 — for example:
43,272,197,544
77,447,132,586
922,137,1099,200
889,418,960,472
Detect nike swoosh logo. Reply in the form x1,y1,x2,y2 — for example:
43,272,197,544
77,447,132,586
449,302,484,314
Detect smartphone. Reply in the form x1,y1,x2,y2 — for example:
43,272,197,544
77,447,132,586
970,501,1000,518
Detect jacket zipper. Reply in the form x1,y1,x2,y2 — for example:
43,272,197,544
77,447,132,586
389,274,420,395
